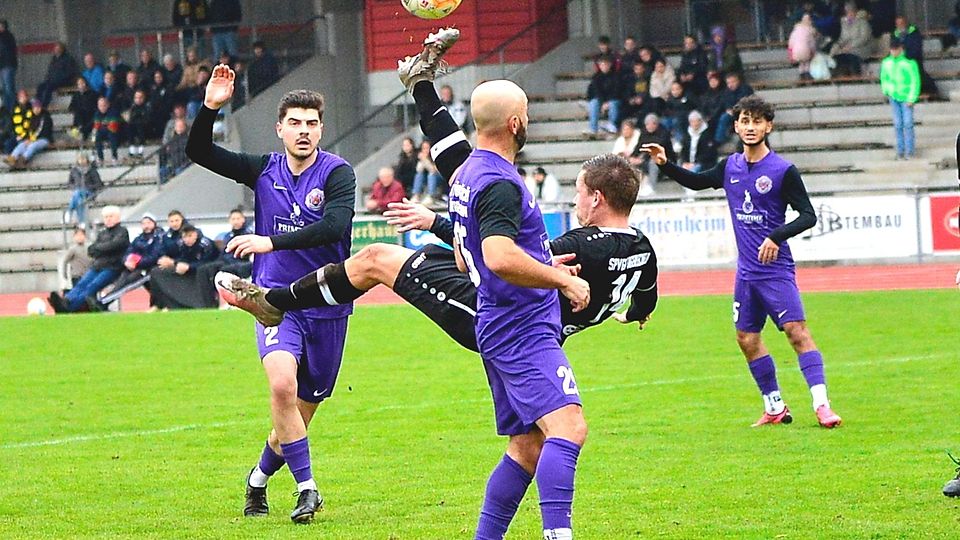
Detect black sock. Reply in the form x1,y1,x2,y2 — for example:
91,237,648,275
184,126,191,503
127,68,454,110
413,80,443,118
264,263,365,311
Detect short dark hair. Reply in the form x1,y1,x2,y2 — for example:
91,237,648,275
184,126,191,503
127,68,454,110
598,36,611,45
197,65,210,74
252,40,266,50
168,209,184,218
731,95,775,122
181,224,198,236
277,89,325,122
580,154,640,215
229,207,245,217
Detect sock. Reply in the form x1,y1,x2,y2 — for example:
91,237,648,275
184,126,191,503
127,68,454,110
536,438,581,537
475,454,533,540
798,350,829,410
748,355,784,414
413,80,443,117
249,442,285,487
265,263,365,311
280,437,314,489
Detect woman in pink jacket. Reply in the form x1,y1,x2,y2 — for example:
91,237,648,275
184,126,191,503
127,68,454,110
789,14,818,81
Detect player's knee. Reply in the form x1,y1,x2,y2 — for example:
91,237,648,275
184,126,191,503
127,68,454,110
566,415,588,447
354,243,384,269
268,375,298,405
736,331,760,353
785,324,813,350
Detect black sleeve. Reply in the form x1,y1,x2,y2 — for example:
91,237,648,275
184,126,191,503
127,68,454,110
768,165,817,244
474,181,522,240
186,105,268,188
625,248,658,322
547,229,581,256
658,158,725,190
429,215,455,246
417,103,472,182
269,165,357,250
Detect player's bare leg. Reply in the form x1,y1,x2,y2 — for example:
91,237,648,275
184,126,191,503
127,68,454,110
343,243,414,290
782,321,841,428
737,331,793,427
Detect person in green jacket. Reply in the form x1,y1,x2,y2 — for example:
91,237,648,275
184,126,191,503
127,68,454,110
879,39,920,160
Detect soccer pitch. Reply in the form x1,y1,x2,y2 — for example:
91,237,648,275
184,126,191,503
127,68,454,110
1,289,957,538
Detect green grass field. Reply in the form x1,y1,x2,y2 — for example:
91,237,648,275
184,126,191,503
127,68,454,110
1,289,958,539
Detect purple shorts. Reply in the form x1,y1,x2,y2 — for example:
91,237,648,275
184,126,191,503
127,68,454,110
255,312,348,403
733,277,806,333
482,335,583,436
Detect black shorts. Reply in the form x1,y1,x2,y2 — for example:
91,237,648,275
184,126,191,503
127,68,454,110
393,244,478,352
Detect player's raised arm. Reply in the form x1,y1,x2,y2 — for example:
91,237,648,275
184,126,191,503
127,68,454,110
640,143,725,191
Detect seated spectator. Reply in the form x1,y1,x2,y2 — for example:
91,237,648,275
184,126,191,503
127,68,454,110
247,41,279,98
194,208,254,308
159,117,191,182
160,209,186,258
713,72,754,145
88,213,166,311
440,84,470,132
621,61,653,122
184,65,210,118
36,42,78,107
49,205,129,313
524,166,560,204
830,4,873,76
619,36,641,73
92,96,123,165
126,89,152,160
585,56,623,137
943,1,960,50
634,113,675,195
6,98,52,169
707,26,743,77
58,226,92,290
637,45,662,74
118,71,140,113
82,52,105,94
698,72,725,125
365,166,406,213
591,35,621,72
7,89,31,153
395,136,418,194
648,58,676,109
662,81,698,141
68,76,98,141
679,110,718,172
161,53,183,89
789,13,819,80
612,118,640,159
162,103,190,144
135,49,160,89
66,153,103,224
412,139,442,205
106,50,131,82
148,70,175,132
148,224,219,310
176,47,210,94
679,34,709,93
894,15,938,98
0,102,13,154
100,70,119,104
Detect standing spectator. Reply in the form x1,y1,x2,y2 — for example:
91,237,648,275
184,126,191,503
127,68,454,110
36,42,78,107
92,96,122,165
647,58,676,109
439,84,469,132
0,20,16,110
161,53,183,89
591,35,621,72
49,205,129,313
612,118,640,159
868,0,897,41
209,0,242,61
135,49,160,87
679,34,709,94
184,65,210,118
880,40,920,160
708,26,743,77
365,166,405,213
100,70,119,104
148,70,175,133
82,53,105,94
411,139,442,205
87,214,166,312
634,113,675,195
713,72,754,145
662,81,698,140
789,13,819,80
830,4,873,76
894,16,938,98
585,56,623,137
59,226,92,290
395,136,418,194
247,41,279,98
173,0,210,56
126,90,152,160
68,76,98,141
159,117,191,181
621,61,652,122
619,36,641,73
6,98,52,169
177,47,210,95
524,166,560,203
943,2,960,50
149,223,219,310
679,110,718,172
66,153,103,224
105,50,131,82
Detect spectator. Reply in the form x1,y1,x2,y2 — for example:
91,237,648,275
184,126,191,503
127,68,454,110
698,72,726,127
524,166,560,203
634,113,675,195
160,209,186,258
789,13,819,80
6,98,52,169
637,45,662,74
82,52,105,94
412,139,442,205
679,110,718,172
135,49,160,87
830,4,873,76
622,61,652,122
148,70,175,132
619,36,641,73
943,2,960,50
365,166,406,213
159,117,191,182
172,0,210,55
100,70,119,104
612,118,640,159
87,213,166,312
162,103,190,144
7,89,30,151
395,136,418,193
36,42,78,107
662,81,698,140
66,153,103,224
126,90,152,160
868,0,897,40
679,34,709,94
592,35,621,72
117,71,140,114
0,19,16,110
585,56,623,137
247,40,279,98
106,50,131,82
161,53,183,89
228,58,247,110
648,58,676,107
713,72,754,145
149,223,219,310
92,96,122,165
0,102,13,154
68,76,98,141
893,16,938,98
59,226,91,290
880,39,919,160
193,208,254,308
439,84,469,132
176,47,210,94
184,65,210,118
49,205,129,313
208,0,242,61
707,26,743,77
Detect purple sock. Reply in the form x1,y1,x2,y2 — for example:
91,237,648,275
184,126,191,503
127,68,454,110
475,454,532,540
747,355,780,394
536,438,581,533
258,442,285,476
279,437,313,484
798,350,826,387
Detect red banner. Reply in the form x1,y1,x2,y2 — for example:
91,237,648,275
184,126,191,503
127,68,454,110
930,195,960,252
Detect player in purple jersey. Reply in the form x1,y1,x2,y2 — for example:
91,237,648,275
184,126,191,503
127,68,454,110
641,94,842,429
186,64,357,522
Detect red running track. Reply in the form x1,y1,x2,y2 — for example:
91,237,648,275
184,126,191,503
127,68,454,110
2,263,956,317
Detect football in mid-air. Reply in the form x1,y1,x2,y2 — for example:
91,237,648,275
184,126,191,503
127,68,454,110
401,0,462,19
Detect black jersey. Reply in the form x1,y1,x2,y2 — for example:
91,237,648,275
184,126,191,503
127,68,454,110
549,226,659,338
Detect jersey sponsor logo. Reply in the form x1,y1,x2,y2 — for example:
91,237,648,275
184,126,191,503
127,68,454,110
736,190,764,224
562,324,585,336
305,188,325,210
755,175,773,194
274,214,305,234
607,253,651,272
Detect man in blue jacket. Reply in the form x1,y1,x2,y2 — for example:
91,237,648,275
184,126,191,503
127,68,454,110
88,213,166,311
149,223,220,309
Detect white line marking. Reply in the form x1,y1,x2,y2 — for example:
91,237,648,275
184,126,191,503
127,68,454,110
0,419,258,450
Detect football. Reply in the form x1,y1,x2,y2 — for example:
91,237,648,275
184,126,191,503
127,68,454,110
26,297,47,316
401,0,462,19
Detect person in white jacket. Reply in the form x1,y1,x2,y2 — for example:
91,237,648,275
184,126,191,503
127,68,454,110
524,166,560,203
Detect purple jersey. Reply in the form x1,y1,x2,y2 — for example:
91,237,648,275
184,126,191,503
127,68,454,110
448,149,561,354
254,150,352,318
723,150,795,280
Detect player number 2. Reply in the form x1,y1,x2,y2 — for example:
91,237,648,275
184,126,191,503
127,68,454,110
556,366,580,395
263,326,280,346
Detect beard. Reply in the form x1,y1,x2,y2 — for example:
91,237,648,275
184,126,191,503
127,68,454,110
739,131,768,148
513,123,527,152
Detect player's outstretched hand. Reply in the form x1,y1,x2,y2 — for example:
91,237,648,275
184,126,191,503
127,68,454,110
639,143,668,165
204,63,235,110
551,253,581,276
227,234,274,258
757,237,779,264
561,275,590,312
612,312,650,330
383,198,436,232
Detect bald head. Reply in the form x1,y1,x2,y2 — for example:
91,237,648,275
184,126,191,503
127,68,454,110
470,80,528,135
